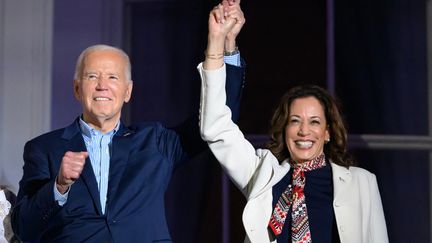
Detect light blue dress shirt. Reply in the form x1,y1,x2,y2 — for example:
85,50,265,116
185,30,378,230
79,119,118,213
54,118,119,214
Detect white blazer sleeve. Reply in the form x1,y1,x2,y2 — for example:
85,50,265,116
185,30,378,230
198,63,264,193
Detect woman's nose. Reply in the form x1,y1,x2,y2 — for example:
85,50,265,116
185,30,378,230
298,123,310,136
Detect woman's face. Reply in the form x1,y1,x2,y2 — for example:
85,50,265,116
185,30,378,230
285,96,330,163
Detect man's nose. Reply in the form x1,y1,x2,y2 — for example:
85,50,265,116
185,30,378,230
96,76,109,89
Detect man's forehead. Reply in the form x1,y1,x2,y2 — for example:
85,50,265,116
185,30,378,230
83,52,125,67
84,49,125,61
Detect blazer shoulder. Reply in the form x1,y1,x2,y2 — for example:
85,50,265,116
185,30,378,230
21,128,67,159
348,165,377,181
128,121,170,135
26,127,66,145
130,121,163,129
255,148,271,158
349,165,375,175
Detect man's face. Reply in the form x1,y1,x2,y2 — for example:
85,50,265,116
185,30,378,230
74,50,132,129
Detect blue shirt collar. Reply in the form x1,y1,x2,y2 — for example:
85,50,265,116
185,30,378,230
79,116,119,138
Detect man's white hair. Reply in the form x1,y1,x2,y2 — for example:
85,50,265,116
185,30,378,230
73,44,132,81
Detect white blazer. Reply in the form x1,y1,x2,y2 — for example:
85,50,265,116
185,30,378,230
198,63,389,243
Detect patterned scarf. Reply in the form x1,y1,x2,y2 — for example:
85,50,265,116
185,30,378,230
268,153,326,242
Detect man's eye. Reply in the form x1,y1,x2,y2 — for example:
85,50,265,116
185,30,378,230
109,76,119,80
87,75,98,80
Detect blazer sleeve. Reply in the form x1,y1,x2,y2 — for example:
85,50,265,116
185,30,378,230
198,63,265,192
165,61,246,169
369,174,389,243
12,140,62,241
225,60,246,122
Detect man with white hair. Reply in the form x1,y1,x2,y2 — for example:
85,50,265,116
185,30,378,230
12,1,245,242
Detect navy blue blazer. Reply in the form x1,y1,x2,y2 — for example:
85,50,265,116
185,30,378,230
12,63,245,243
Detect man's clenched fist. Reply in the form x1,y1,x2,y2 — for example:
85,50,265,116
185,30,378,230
56,151,89,194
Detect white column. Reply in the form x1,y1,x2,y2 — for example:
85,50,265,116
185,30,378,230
0,0,53,194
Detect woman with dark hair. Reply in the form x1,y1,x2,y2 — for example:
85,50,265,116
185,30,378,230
198,52,389,242
267,85,353,168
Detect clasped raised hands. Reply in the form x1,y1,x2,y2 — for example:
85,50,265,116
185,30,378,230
208,0,245,43
205,0,245,70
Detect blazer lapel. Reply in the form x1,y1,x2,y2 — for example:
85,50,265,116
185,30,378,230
331,162,352,202
106,124,134,211
62,119,103,215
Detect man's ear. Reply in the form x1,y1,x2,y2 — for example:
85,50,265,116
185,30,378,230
73,79,81,100
124,81,133,103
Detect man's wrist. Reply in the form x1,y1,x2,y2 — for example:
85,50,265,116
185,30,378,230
56,184,69,194
56,177,70,194
224,46,239,56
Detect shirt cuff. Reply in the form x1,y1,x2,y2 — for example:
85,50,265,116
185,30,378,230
53,181,70,206
224,53,241,67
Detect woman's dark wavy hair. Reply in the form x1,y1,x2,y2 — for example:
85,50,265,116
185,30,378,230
266,85,354,167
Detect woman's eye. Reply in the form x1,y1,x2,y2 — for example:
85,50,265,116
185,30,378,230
311,120,320,125
289,119,300,124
